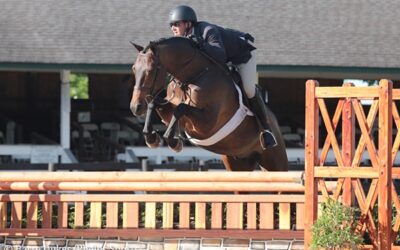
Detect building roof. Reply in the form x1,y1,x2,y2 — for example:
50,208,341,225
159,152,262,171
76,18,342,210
1,0,400,77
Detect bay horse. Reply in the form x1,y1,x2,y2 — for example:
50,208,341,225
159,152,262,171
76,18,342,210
130,37,288,171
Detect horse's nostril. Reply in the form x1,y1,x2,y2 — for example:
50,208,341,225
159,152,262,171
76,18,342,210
130,101,146,117
136,103,143,111
130,102,137,114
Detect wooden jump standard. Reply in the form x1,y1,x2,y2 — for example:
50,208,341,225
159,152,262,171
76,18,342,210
305,79,399,249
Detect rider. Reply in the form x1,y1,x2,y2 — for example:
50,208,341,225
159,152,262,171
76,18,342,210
168,5,277,149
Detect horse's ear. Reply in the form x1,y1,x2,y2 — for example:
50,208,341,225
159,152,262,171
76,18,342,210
130,41,144,52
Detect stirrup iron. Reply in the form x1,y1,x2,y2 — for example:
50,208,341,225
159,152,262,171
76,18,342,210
259,130,277,150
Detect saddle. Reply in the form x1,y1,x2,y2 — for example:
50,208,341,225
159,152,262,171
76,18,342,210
191,46,251,107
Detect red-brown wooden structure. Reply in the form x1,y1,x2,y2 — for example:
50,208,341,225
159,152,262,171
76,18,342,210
3,79,400,249
0,171,311,239
305,79,399,249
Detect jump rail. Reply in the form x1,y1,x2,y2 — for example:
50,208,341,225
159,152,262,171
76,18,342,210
0,170,316,239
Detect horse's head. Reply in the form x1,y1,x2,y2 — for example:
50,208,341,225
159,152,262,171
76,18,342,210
129,42,166,117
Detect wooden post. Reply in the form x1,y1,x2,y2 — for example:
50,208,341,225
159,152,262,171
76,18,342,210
74,202,84,227
378,79,392,249
26,202,38,229
0,202,6,229
304,80,319,248
342,82,355,206
122,202,139,228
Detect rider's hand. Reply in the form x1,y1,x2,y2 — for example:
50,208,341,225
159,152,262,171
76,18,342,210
188,34,204,49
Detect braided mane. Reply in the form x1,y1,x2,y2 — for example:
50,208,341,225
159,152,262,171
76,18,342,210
143,37,189,52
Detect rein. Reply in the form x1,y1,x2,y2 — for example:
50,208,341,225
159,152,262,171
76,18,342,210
167,47,210,103
142,39,219,106
148,44,209,105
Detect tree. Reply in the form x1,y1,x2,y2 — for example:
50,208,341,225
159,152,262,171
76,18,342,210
70,73,88,99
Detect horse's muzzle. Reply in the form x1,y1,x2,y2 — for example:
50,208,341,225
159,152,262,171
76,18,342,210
130,101,147,117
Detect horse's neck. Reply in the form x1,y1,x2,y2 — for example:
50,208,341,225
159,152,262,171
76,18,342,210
159,44,210,82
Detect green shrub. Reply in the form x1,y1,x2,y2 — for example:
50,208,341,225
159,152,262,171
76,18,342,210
311,199,363,249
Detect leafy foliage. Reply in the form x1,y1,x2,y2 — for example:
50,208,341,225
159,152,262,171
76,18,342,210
311,199,363,249
70,73,89,99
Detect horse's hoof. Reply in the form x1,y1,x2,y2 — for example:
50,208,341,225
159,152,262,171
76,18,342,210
259,166,267,171
167,138,183,152
145,132,161,148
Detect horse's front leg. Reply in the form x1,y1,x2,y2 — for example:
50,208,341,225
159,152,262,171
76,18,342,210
142,101,161,148
163,103,201,152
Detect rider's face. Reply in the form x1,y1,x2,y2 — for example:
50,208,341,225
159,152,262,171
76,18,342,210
170,21,190,37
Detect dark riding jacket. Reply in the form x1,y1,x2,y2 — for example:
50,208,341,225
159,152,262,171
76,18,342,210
192,21,256,65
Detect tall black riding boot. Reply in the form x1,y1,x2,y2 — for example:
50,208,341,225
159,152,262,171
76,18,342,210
248,89,277,149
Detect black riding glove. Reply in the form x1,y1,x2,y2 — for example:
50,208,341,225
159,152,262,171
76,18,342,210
188,34,204,49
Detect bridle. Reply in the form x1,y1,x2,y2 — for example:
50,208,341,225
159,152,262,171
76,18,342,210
133,50,166,105
133,39,210,106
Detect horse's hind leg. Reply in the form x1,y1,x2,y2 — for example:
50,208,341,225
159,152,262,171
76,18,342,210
221,155,257,194
221,155,257,171
258,147,288,172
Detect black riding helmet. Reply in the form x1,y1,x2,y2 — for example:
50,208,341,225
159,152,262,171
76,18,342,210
168,5,197,24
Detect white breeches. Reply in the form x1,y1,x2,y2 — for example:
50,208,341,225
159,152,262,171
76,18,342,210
236,51,257,98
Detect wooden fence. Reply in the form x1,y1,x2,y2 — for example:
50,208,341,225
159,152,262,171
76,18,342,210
305,79,400,250
0,171,317,239
8,79,400,247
